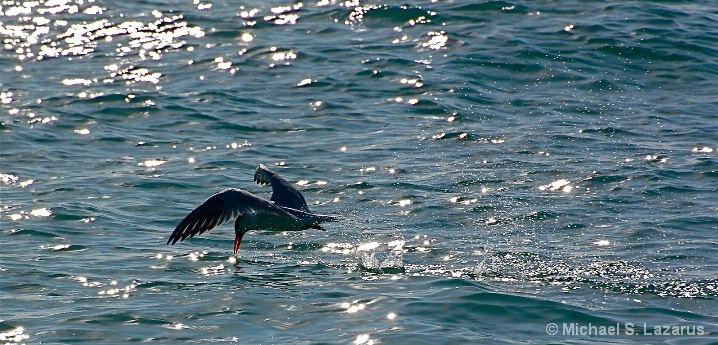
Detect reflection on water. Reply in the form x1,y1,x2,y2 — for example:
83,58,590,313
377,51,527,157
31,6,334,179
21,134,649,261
200,264,227,276
1,0,204,86
2,0,718,343
353,333,374,345
7,207,52,220
421,30,448,50
0,326,29,345
341,301,366,314
0,92,12,104
68,275,139,299
692,146,714,153
538,178,573,192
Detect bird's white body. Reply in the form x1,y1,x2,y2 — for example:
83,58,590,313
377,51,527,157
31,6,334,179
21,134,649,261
167,164,338,254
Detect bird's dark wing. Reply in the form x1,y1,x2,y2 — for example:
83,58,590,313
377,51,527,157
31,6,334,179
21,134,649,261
167,188,294,245
253,164,310,212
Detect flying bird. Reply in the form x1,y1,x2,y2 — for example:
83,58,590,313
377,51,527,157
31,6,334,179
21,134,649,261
167,164,339,255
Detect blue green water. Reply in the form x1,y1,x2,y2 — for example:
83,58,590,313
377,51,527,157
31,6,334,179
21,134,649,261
2,0,718,344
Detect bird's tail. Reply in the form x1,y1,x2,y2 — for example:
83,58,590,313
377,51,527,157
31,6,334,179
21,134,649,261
309,214,339,231
285,207,340,227
319,214,341,222
308,213,340,225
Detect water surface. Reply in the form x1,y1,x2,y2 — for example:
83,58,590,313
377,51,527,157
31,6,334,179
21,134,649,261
2,0,718,344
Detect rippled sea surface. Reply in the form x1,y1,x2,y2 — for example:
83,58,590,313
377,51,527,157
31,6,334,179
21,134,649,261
2,0,718,344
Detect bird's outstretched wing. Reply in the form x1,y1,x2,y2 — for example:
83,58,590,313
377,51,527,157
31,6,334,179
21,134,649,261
253,164,310,212
167,188,295,245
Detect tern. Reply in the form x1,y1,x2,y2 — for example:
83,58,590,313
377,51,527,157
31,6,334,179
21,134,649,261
167,164,339,255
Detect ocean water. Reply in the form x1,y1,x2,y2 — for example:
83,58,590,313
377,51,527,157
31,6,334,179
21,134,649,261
1,0,718,344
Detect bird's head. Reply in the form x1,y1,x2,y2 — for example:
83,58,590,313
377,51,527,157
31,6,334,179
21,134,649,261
233,215,250,255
